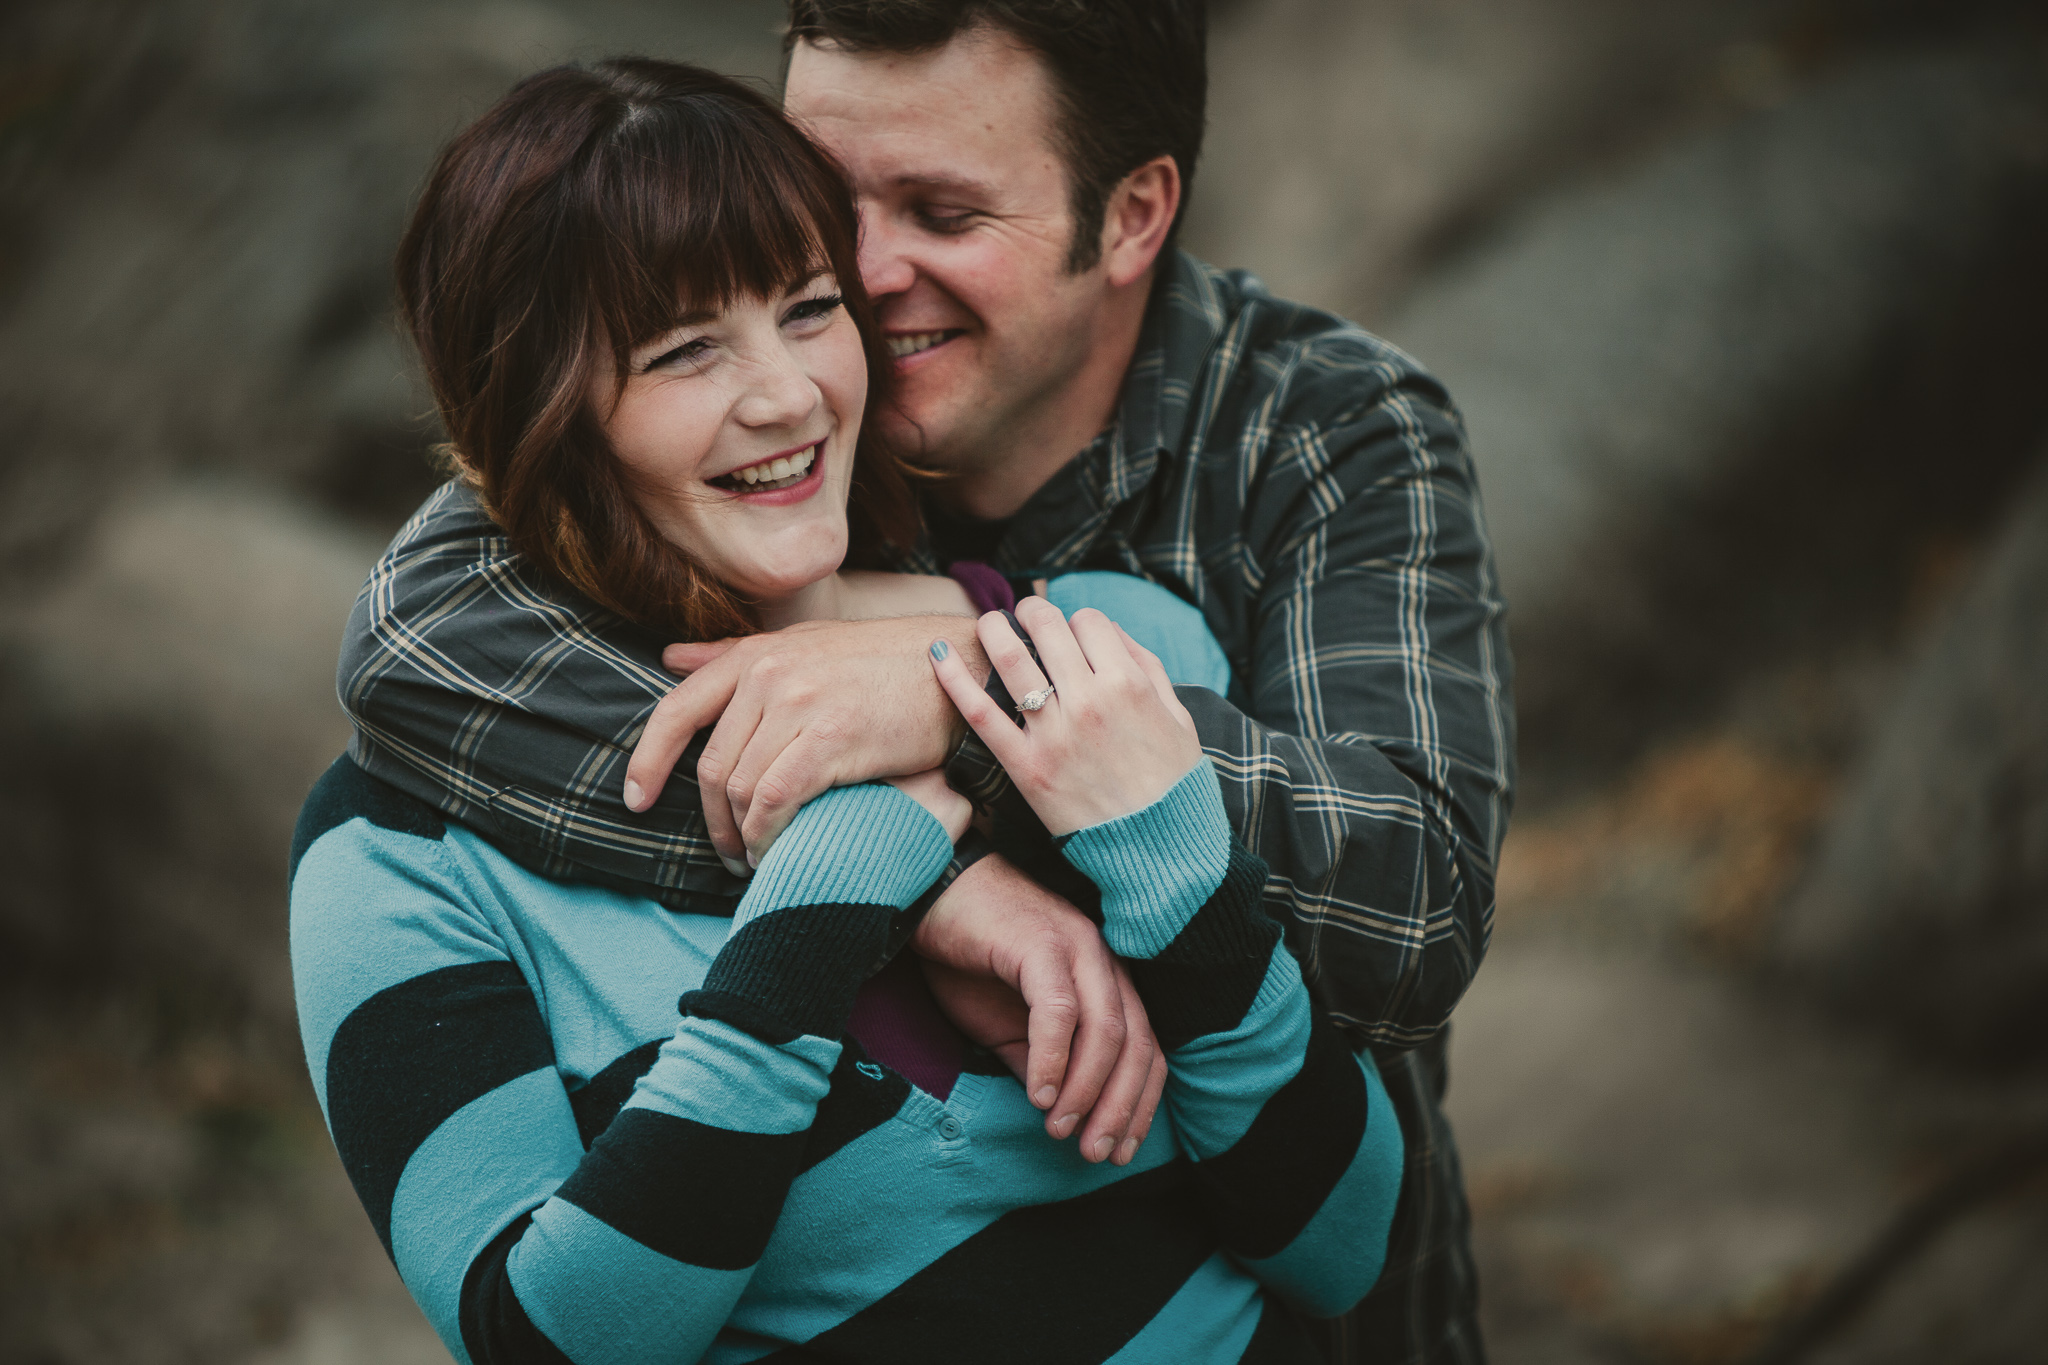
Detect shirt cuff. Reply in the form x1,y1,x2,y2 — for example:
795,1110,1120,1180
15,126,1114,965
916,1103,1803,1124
1058,764,1233,959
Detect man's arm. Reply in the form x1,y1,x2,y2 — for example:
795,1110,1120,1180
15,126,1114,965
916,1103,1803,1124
949,377,1515,1049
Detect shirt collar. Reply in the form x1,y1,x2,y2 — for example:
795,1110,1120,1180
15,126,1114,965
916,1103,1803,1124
990,252,1233,573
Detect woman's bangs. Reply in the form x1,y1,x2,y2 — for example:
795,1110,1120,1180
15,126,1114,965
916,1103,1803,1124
604,109,837,344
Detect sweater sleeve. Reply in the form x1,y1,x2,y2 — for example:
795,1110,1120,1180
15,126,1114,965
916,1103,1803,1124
1059,765,1405,1318
292,781,950,1365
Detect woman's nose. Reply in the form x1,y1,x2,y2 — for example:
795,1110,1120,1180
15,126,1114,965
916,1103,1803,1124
733,344,819,429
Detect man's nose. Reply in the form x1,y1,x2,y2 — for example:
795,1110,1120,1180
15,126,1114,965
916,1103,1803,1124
857,207,915,300
733,344,819,429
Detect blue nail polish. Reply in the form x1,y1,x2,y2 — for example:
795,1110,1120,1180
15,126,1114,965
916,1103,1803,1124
930,639,950,661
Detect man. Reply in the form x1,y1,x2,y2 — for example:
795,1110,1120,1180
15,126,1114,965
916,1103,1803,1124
623,5,1514,1359
345,2,1512,1360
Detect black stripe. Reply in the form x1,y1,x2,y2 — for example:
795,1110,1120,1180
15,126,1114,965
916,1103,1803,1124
694,901,897,1041
292,754,445,884
555,1106,804,1270
1237,1296,1320,1364
325,960,554,1255
458,1212,576,1365
1130,844,1280,1049
759,1161,1213,1364
562,1033,909,1174
800,1036,912,1175
567,1039,664,1149
1194,1017,1369,1259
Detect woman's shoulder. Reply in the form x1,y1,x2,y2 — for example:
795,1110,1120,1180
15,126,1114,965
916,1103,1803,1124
1043,571,1232,694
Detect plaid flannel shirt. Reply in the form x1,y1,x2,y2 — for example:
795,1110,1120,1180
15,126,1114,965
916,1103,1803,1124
337,251,1513,1365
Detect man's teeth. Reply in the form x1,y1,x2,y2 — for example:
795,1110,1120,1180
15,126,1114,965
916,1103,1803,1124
730,445,816,489
887,331,952,358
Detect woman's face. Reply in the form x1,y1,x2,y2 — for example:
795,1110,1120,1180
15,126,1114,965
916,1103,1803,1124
598,271,867,605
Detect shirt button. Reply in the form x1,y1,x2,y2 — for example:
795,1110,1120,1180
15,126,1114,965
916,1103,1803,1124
936,1116,964,1140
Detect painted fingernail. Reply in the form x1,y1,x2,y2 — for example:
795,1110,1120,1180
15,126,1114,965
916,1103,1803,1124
623,778,646,811
1117,1137,1139,1165
1033,1085,1057,1109
718,854,751,879
1093,1136,1115,1162
930,638,950,661
1053,1114,1078,1138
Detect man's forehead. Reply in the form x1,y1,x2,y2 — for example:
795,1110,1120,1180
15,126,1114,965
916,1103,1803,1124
783,28,1060,172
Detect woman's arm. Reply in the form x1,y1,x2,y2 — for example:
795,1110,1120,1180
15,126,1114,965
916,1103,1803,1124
290,761,954,1364
929,601,1404,1315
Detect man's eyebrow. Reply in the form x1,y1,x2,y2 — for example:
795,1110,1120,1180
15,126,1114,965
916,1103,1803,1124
892,172,1001,200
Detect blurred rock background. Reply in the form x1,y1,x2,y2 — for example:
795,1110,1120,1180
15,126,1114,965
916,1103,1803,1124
2,0,2045,1360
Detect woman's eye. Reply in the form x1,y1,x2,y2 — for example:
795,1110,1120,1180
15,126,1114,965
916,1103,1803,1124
784,293,843,327
642,338,711,372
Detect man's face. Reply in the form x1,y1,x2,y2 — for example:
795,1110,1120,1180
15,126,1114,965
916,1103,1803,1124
785,28,1110,482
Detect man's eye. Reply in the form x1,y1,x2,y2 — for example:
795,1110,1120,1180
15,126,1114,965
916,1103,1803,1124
916,208,977,234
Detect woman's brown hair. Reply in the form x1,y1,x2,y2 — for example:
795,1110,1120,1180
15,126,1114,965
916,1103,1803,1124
396,57,918,640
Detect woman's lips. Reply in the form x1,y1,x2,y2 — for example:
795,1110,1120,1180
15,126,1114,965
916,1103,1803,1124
721,441,826,507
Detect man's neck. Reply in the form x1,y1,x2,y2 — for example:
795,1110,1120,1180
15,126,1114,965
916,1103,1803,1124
941,270,1152,523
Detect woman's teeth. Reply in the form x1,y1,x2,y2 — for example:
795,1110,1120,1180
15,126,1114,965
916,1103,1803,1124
887,330,954,358
724,445,816,491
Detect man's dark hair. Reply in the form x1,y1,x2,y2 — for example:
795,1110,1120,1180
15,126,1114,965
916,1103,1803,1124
785,0,1207,272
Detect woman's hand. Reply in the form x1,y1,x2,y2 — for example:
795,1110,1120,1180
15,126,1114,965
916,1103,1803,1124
880,767,973,843
929,598,1205,836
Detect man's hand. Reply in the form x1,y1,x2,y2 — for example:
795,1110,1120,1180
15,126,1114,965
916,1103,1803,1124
624,617,989,869
914,853,1166,1165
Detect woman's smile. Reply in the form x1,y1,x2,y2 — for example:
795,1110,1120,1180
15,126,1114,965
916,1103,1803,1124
710,439,826,503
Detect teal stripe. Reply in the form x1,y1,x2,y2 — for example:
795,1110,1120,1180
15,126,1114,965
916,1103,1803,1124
1167,951,1309,1157
389,1067,585,1359
1103,1252,1263,1363
1240,1049,1405,1315
625,1018,839,1135
1060,764,1232,959
510,1199,751,1365
735,784,952,925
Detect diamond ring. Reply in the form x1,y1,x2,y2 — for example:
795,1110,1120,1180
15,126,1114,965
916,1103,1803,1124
1016,684,1056,712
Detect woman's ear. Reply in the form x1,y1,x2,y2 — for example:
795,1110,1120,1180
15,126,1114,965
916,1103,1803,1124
1101,155,1181,291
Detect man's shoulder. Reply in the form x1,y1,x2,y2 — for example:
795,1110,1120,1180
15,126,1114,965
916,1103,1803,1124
1164,255,1453,431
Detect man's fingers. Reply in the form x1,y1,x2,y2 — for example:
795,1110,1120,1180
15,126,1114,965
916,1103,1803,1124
1042,947,1128,1148
1122,1049,1170,1165
1075,967,1158,1164
737,730,844,861
624,660,741,815
661,638,740,675
1017,963,1078,1113
693,681,768,870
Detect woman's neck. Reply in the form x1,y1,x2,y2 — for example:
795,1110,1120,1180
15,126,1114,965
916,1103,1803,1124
756,572,850,631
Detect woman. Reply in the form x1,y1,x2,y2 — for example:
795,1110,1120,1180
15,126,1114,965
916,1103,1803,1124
292,57,1399,1364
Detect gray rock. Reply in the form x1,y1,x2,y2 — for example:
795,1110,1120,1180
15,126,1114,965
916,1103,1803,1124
1770,454,2048,1065
1384,45,2048,775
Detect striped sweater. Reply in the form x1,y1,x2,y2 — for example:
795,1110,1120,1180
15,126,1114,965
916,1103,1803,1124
290,759,1402,1364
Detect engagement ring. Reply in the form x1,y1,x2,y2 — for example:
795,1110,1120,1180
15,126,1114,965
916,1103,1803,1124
1016,685,1056,712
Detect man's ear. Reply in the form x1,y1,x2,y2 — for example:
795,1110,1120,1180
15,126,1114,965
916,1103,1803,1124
1101,155,1181,290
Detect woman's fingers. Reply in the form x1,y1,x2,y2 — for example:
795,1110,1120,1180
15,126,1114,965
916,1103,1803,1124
1013,596,1092,692
928,636,1030,769
973,610,1051,708
1068,607,1146,686
1116,623,1191,725
1026,938,1127,1145
1122,1048,1171,1165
